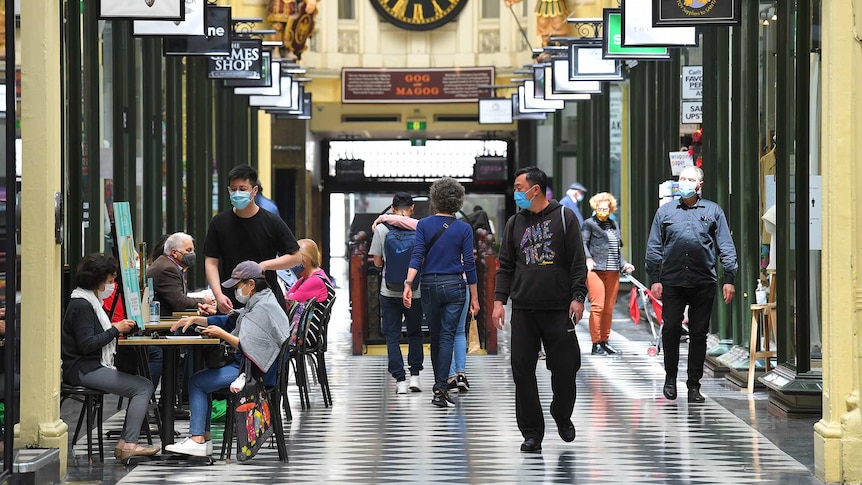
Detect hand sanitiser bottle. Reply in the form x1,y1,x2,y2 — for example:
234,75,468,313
755,280,768,305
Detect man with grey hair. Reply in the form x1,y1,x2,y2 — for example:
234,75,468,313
148,232,212,317
645,165,738,404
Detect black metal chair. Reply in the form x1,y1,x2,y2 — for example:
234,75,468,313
60,384,105,465
289,299,318,410
220,338,292,463
304,296,337,407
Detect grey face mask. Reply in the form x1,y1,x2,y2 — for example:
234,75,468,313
181,252,196,267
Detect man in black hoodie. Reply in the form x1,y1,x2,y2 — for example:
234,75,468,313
492,166,589,453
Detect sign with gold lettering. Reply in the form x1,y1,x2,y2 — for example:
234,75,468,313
342,67,495,104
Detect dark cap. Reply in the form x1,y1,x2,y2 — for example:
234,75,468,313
568,182,587,192
221,260,264,288
392,192,414,208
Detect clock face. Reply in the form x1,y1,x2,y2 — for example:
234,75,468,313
370,0,468,31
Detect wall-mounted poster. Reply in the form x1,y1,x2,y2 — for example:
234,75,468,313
652,0,741,27
132,0,205,36
113,202,145,330
100,0,184,20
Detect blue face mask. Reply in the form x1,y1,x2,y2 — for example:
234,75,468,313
514,186,537,210
291,263,305,277
230,191,252,210
678,180,698,198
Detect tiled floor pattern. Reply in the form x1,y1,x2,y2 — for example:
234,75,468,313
70,289,822,485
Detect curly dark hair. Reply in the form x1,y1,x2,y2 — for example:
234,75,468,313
76,253,119,290
429,177,465,215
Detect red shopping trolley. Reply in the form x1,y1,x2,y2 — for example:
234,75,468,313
627,273,664,356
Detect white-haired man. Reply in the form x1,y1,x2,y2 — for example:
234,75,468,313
148,232,213,316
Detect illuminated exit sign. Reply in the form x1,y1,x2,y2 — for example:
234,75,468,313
407,120,426,131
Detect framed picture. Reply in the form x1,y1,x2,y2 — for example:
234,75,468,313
652,0,741,27
132,0,205,36
620,0,697,47
603,9,671,60
569,44,624,81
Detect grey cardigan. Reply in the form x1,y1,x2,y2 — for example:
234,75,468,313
581,216,628,271
235,288,291,373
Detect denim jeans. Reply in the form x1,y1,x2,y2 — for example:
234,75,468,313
420,274,466,393
187,362,241,436
379,295,424,381
148,346,163,388
448,287,470,378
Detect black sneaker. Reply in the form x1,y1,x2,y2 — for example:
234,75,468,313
431,390,455,408
600,342,621,355
591,343,606,355
457,374,470,392
447,379,458,391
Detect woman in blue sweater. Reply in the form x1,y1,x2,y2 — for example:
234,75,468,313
403,178,480,408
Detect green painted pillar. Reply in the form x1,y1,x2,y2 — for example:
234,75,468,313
794,0,812,373
83,0,102,256
215,84,231,214
111,21,136,229
165,57,184,233
186,59,212,289
66,0,84,266
249,106,259,167
628,65,649,282
594,87,610,194
234,94,250,168
142,38,164,252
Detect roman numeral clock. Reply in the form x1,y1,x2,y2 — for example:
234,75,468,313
370,0,468,30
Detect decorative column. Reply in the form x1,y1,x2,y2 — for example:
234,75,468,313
813,0,862,482
19,0,68,474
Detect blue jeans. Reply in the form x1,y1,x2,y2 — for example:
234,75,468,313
148,346,163,388
448,287,470,378
187,362,241,436
420,274,466,394
380,295,424,381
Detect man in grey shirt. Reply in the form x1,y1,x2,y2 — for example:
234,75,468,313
369,193,424,395
645,166,738,404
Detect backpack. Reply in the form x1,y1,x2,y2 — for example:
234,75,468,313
382,223,416,292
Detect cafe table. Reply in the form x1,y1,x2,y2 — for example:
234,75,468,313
119,335,221,445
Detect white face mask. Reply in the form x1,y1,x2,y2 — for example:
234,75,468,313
98,283,115,300
235,284,251,304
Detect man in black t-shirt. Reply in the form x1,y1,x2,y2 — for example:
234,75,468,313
204,165,301,313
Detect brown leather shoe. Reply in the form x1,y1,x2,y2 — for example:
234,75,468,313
114,444,160,460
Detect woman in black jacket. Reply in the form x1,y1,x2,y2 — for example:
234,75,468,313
581,193,634,355
61,253,159,460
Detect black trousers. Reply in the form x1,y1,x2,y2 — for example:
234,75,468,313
510,308,581,441
661,284,716,390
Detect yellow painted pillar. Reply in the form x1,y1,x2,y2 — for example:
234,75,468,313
814,0,862,482
257,110,272,195
17,0,68,475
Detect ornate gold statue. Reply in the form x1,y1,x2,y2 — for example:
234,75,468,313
504,0,570,49
267,0,319,61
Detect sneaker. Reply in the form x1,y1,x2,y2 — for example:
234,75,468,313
447,379,458,391
431,390,455,408
205,440,213,456
600,342,621,355
164,437,209,457
591,343,606,355
396,380,408,394
457,374,470,392
408,375,422,392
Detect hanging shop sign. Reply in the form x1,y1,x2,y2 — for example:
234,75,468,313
569,44,624,81
551,59,602,94
249,77,298,109
520,82,563,111
478,99,513,125
163,6,231,57
652,0,741,27
207,40,263,80
224,51,272,87
681,65,703,100
603,9,670,60
342,67,494,103
543,65,591,101
271,92,312,120
235,59,282,95
100,0,184,20
681,101,703,124
133,0,205,36
511,94,547,120
473,156,508,181
620,0,697,47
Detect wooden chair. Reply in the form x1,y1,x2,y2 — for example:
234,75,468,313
747,302,777,392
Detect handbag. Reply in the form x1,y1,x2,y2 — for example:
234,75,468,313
467,312,481,354
203,341,236,369
233,358,274,462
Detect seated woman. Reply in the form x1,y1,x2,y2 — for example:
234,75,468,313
61,253,159,460
165,260,290,457
285,239,335,347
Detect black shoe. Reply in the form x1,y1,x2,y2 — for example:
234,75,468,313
663,379,677,400
688,389,705,403
431,390,455,408
600,341,621,355
557,421,576,442
520,437,542,453
457,374,470,392
447,379,458,392
591,343,606,355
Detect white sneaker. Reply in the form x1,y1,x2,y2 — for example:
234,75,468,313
396,380,408,394
408,375,422,392
165,437,209,457
206,440,213,456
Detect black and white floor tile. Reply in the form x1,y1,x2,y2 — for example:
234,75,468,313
70,280,823,485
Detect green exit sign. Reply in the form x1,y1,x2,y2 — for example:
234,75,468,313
406,120,426,131
411,139,426,147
